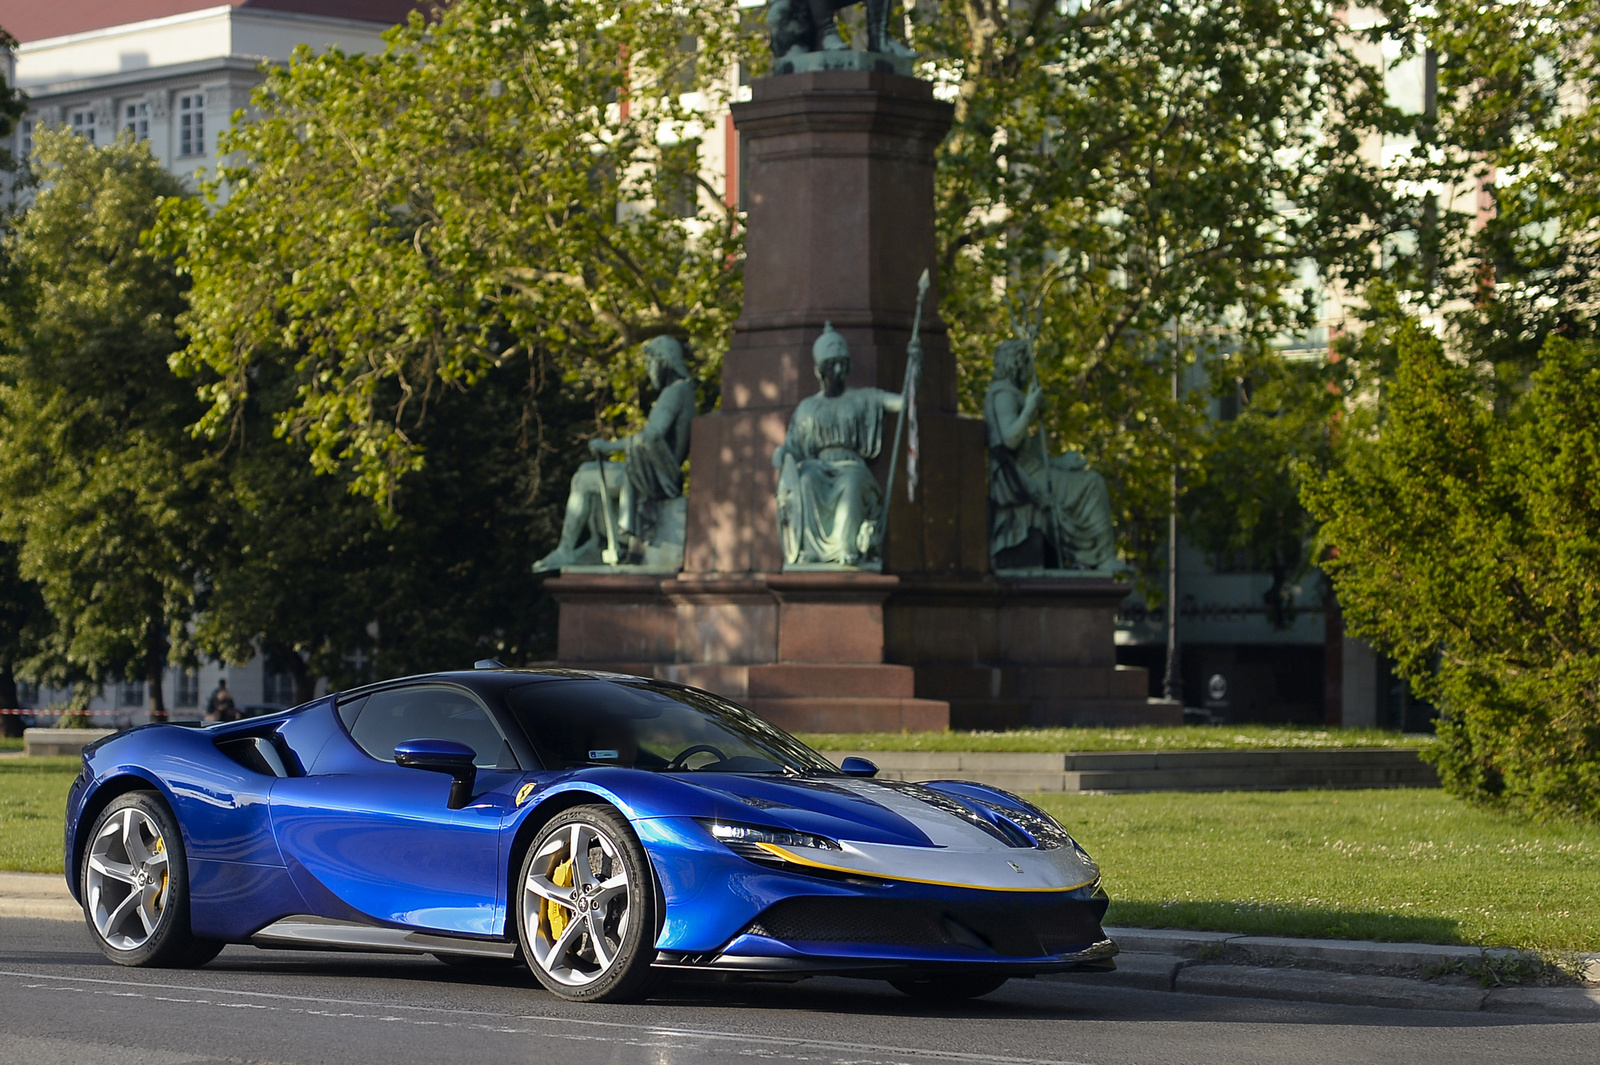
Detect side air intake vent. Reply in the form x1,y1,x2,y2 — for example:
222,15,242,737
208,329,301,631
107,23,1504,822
216,735,294,778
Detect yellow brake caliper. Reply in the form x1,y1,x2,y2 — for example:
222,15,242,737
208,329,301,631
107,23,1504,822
153,837,168,911
543,858,574,941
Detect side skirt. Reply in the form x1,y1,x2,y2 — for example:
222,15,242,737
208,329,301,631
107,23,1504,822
250,916,517,959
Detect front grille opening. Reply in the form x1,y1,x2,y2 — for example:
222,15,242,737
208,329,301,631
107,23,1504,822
743,896,1107,958
748,898,961,949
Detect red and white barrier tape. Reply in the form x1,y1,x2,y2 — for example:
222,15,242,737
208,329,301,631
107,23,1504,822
0,708,133,716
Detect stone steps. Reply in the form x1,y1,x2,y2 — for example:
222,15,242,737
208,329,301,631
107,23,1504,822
817,747,1438,793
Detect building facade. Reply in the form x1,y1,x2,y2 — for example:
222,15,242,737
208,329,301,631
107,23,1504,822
1,2,417,718
5,2,416,189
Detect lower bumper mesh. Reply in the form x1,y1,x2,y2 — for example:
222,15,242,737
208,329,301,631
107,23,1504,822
744,894,1107,958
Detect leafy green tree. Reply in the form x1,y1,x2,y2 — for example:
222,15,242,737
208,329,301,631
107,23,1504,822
1307,324,1600,821
194,355,590,700
0,27,26,174
1305,5,1600,817
0,545,47,730
161,0,746,513
1399,0,1600,377
0,26,41,726
906,0,1400,565
1183,347,1346,626
0,129,213,722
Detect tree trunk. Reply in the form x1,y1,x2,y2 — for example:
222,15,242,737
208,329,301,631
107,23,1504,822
291,654,316,706
146,614,168,724
266,640,317,706
0,664,20,738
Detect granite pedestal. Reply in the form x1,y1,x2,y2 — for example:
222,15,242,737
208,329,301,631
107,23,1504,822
549,571,947,733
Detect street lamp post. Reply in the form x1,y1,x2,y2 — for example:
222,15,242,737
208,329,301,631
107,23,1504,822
1163,316,1182,706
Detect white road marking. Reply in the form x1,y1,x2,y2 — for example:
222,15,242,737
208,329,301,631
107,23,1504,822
0,968,1099,1065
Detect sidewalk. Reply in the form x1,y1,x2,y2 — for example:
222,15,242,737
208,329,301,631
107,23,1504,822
4,872,1594,1018
0,872,79,921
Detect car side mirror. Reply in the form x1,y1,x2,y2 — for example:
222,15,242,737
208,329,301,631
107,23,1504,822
395,738,478,809
839,756,878,778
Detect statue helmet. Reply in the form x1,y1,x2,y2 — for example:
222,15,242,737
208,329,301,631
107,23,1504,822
994,337,1034,382
812,322,849,367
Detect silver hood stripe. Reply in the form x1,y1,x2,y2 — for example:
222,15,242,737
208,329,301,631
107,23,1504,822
768,779,1100,892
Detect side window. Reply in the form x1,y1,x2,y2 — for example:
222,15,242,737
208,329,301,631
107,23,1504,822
347,686,517,770
337,695,368,734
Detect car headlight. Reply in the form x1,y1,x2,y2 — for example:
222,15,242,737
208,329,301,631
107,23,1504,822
698,820,840,861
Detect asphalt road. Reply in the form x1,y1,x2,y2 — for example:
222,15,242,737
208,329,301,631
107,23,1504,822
0,917,1592,1065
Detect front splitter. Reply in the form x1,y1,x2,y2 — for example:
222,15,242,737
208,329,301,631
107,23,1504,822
653,936,1119,978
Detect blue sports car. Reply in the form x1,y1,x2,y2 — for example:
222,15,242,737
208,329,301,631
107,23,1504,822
64,667,1117,1002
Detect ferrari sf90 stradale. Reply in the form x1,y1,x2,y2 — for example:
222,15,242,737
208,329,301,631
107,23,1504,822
65,668,1116,1002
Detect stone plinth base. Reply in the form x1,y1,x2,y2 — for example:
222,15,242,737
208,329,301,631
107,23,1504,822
886,576,1174,729
547,571,950,733
548,570,1176,732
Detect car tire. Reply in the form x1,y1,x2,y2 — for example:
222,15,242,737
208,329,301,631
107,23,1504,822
182,938,227,967
889,974,1010,1001
515,805,659,1003
81,791,210,968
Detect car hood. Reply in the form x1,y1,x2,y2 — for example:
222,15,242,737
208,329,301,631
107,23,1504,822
636,770,1102,893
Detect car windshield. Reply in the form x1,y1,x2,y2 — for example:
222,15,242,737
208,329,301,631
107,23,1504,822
503,679,837,775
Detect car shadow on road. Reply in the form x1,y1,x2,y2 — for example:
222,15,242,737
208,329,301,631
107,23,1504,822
182,949,1563,1029
15,922,1564,1031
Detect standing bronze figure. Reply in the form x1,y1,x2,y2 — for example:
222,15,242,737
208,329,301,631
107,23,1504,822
767,0,913,60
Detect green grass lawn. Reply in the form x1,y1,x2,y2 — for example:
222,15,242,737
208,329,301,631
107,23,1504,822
798,725,1430,753
0,737,24,752
0,758,78,873
1039,788,1600,953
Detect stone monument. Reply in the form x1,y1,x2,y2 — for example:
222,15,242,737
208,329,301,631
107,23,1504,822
533,336,694,573
547,15,1177,732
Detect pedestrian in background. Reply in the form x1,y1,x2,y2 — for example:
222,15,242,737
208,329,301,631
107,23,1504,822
204,679,238,723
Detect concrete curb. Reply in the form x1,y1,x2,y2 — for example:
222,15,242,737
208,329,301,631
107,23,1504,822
1173,964,1490,1012
1106,926,1531,970
1050,953,1600,1019
1039,926,1600,1020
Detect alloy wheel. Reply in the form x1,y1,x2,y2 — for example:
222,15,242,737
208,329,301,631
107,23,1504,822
521,821,632,987
86,806,170,951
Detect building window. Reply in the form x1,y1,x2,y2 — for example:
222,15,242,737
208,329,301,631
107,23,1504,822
179,94,205,157
71,110,96,144
124,101,149,141
263,669,297,707
16,682,39,708
118,680,145,708
19,118,33,162
174,671,200,709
